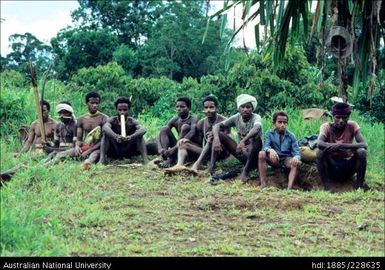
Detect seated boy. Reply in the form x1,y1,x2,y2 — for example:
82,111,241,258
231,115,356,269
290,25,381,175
212,94,262,183
100,97,148,164
258,111,301,189
316,102,367,191
156,97,198,168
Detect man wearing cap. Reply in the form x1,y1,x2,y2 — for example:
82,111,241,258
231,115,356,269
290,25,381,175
316,102,367,191
212,94,263,183
43,102,77,163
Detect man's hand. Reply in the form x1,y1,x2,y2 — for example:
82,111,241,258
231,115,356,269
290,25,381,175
268,149,279,163
75,144,83,155
325,144,342,154
290,157,300,166
115,135,125,144
159,148,171,158
236,140,245,154
123,135,132,142
177,138,190,147
206,132,214,143
80,149,91,158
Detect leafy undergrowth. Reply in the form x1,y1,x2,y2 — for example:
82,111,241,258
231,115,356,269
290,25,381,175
1,157,384,256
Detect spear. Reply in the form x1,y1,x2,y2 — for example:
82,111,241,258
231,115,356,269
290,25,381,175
28,60,46,143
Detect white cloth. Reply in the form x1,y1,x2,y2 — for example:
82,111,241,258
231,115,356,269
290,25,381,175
236,94,257,111
56,103,75,119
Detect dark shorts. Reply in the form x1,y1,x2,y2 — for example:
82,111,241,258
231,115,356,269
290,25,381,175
267,156,292,170
328,157,356,181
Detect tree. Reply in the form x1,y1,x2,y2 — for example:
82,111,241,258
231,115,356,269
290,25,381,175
4,33,52,75
208,0,385,103
71,0,164,48
51,28,119,80
138,1,231,81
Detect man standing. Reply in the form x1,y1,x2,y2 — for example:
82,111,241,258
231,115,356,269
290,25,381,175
316,102,367,191
100,97,148,165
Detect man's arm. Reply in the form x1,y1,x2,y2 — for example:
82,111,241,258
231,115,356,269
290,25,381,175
182,117,198,140
128,121,147,140
103,120,118,140
18,123,36,154
156,117,178,153
240,124,262,144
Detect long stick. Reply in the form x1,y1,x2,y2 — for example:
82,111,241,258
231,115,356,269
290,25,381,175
29,60,46,143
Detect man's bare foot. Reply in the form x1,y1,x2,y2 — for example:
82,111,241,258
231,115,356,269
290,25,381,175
260,181,268,188
164,165,198,176
81,162,91,171
239,173,249,184
158,158,175,168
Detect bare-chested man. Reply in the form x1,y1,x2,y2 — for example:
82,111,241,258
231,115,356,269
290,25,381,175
166,95,230,174
156,97,198,168
15,100,56,157
1,100,56,181
317,102,367,191
100,97,148,165
54,92,108,170
212,94,263,183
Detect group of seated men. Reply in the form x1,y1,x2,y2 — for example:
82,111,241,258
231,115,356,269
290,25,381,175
1,91,367,191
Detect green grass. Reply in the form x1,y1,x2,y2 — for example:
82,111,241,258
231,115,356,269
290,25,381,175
1,162,384,256
1,109,384,256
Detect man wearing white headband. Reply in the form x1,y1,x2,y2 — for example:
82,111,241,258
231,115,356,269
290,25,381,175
43,102,77,164
212,94,263,183
51,92,108,170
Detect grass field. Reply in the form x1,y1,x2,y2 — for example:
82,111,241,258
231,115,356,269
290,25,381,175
1,110,384,256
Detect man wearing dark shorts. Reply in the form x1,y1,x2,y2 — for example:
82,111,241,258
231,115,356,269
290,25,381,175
316,102,367,191
100,97,148,164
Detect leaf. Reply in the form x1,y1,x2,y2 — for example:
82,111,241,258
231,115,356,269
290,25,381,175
202,19,210,44
220,14,228,39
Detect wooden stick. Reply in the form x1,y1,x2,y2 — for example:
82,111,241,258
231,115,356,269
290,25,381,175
29,60,46,143
120,115,126,137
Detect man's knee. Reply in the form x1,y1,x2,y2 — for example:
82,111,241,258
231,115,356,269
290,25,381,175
258,151,266,160
159,126,171,135
316,149,325,160
356,148,367,159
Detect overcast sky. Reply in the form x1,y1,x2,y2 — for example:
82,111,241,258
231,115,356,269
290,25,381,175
0,0,256,57
0,1,79,56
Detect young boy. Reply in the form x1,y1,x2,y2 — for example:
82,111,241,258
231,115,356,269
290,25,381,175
258,111,301,189
156,97,198,168
100,97,148,164
165,95,229,174
212,94,262,183
316,102,367,191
